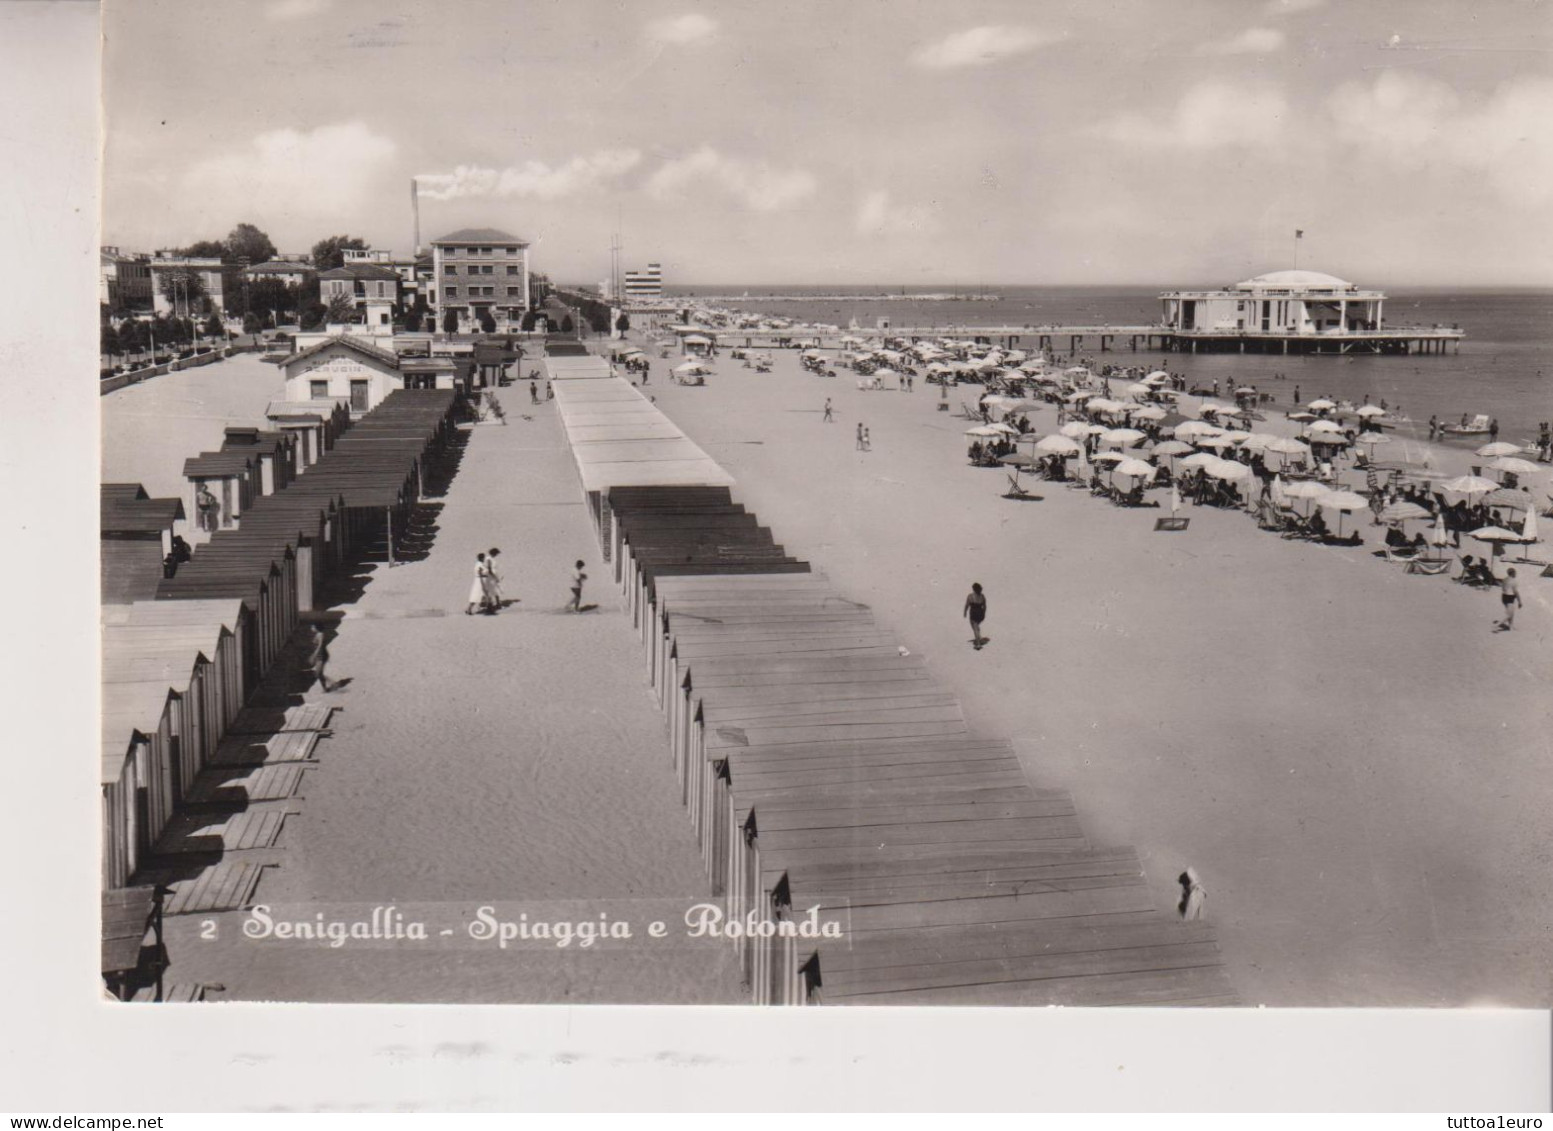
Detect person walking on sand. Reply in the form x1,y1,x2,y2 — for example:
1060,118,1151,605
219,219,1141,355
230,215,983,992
303,622,337,693
862,426,871,451
1178,868,1206,920
1428,415,1439,440
465,552,489,616
856,423,865,450
530,380,539,405
1496,568,1522,631
483,548,505,612
823,398,833,422
963,582,987,649
568,559,588,612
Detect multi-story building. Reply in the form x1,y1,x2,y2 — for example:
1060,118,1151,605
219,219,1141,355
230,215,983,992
148,253,226,317
429,227,530,332
624,262,663,300
241,260,314,288
100,247,153,312
318,264,401,318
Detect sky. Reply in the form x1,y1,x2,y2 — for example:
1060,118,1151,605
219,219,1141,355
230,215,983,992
102,0,1553,287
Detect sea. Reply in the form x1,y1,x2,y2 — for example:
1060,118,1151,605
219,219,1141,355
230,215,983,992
665,286,1553,449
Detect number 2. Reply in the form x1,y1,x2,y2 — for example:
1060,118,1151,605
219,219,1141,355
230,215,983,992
200,919,217,940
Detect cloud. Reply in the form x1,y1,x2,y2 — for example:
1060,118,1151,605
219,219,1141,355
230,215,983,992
266,0,331,20
856,191,940,237
1199,27,1285,55
647,13,716,45
1263,0,1325,14
1328,72,1553,205
645,147,817,212
415,150,643,201
1092,81,1288,149
182,121,396,217
912,25,1057,70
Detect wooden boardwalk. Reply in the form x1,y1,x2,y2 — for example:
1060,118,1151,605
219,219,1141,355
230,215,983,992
591,452,1237,1007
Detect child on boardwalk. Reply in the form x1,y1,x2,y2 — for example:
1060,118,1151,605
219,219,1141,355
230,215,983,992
568,560,588,612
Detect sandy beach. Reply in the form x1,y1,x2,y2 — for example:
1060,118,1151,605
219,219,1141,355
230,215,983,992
632,337,1553,1007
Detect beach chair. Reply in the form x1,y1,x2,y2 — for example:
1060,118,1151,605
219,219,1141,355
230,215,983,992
1004,473,1033,499
1406,556,1452,576
1382,544,1419,564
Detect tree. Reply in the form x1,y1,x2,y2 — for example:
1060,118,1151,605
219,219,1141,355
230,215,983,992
118,318,147,356
402,310,422,333
247,277,293,323
311,235,368,272
157,268,208,317
300,302,328,331
225,222,276,266
443,309,460,334
243,312,262,335
616,313,630,332
478,311,496,334
204,312,224,338
560,314,575,334
101,321,119,362
180,239,227,259
324,293,357,324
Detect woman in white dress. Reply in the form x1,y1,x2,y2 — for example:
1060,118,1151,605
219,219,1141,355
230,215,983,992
482,547,504,613
465,552,488,616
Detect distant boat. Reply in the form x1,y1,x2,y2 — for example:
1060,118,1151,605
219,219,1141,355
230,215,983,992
1441,414,1493,436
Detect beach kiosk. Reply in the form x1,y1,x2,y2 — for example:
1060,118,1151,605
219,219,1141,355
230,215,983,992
101,484,185,603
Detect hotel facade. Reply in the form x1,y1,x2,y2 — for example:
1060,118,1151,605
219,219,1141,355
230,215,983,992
429,227,530,332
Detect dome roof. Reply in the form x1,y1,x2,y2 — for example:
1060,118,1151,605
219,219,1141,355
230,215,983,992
1235,270,1353,290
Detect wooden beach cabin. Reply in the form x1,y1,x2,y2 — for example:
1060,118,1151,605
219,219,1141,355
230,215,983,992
221,426,298,496
264,398,352,469
101,483,185,603
183,450,257,536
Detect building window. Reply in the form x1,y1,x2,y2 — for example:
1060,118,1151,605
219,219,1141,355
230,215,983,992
479,247,492,255
507,265,519,275
507,247,518,256
507,287,519,297
446,287,457,298
444,265,456,276
310,379,328,399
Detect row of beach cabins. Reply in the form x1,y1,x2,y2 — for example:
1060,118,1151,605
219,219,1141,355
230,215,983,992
100,387,459,1001
546,350,1238,1007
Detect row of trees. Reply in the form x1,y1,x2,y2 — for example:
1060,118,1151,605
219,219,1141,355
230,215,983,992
101,313,224,363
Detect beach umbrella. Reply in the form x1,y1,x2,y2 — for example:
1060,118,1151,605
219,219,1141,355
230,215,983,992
1065,366,1090,376
1468,526,1523,546
998,454,1038,468
1222,430,1252,444
964,425,1002,437
1475,442,1520,458
673,360,710,374
1307,398,1336,411
1196,434,1236,450
983,394,1018,407
1487,456,1539,476
1206,459,1252,481
1196,401,1230,417
1355,405,1387,418
1485,488,1534,511
1319,490,1370,511
1306,419,1344,434
1282,480,1332,500
1035,434,1083,456
1152,439,1194,457
987,421,1020,435
1440,475,1498,496
1085,424,1109,435
1378,501,1431,524
1216,406,1250,418
1522,508,1540,543
1003,399,1043,412
1112,458,1155,481
1308,432,1351,447
1267,437,1311,457
1067,390,1097,402
1431,512,1451,547
1174,420,1223,440
1094,450,1133,464
1270,475,1290,508
1356,431,1390,447
1144,371,1170,385
1126,382,1153,398
1178,452,1219,469
1239,432,1278,452
1134,406,1167,421
1287,411,1317,423
1102,427,1147,448
1058,421,1089,439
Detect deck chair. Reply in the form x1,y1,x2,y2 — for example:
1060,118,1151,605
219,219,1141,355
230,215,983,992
1004,473,1032,498
1406,556,1452,576
1383,545,1419,564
